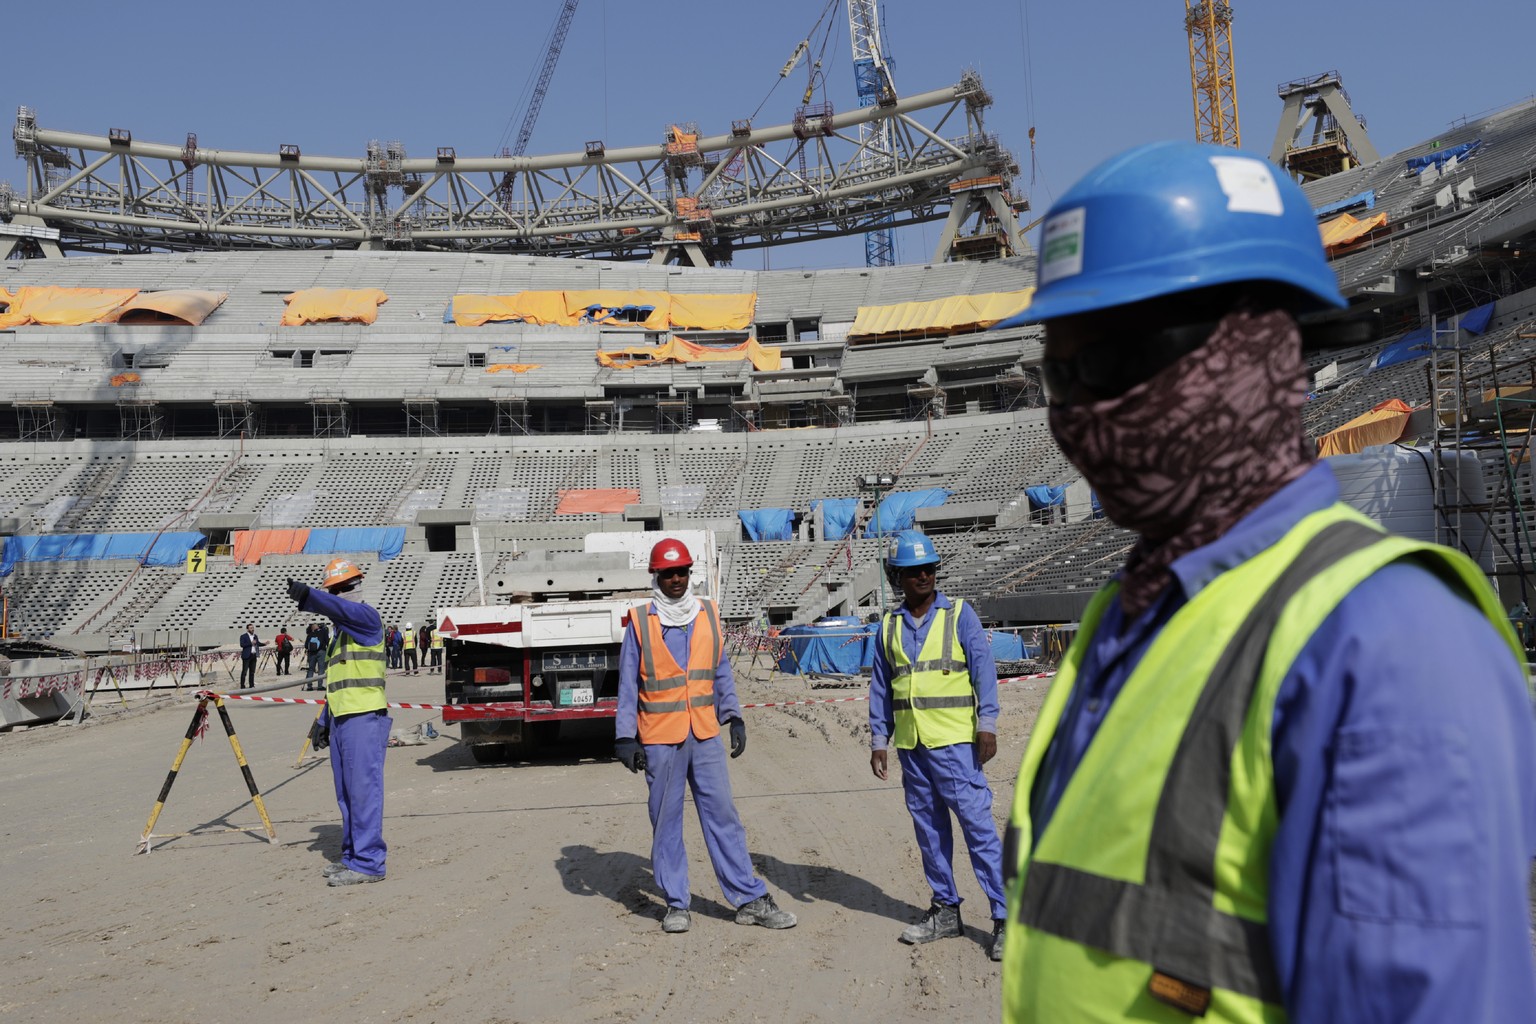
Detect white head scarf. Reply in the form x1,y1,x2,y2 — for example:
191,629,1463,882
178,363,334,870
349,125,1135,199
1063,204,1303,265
650,574,701,628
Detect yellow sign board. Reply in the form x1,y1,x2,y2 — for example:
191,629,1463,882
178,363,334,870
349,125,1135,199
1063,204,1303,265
186,549,207,574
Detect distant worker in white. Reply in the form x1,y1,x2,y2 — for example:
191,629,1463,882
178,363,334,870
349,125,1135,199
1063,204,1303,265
868,529,1006,962
994,141,1536,1021
613,537,797,934
286,558,391,886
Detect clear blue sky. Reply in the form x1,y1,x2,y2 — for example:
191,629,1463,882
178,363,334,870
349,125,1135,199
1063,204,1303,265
4,0,1532,269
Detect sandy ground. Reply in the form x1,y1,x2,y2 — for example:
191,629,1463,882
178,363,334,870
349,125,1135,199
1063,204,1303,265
0,655,1047,1024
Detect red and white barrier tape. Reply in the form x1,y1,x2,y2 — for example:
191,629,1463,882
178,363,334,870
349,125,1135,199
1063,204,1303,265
200,671,1055,714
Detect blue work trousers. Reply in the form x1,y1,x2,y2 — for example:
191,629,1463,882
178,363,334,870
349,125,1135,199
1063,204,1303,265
330,710,391,877
645,731,767,911
897,742,1006,919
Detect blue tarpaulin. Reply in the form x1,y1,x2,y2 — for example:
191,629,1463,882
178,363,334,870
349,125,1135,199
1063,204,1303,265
773,621,1038,674
1,531,206,577
302,527,405,562
1459,302,1495,335
1026,485,1067,509
1406,140,1480,174
739,508,795,542
810,498,859,541
863,488,952,537
776,623,877,674
1313,190,1376,218
1372,327,1434,370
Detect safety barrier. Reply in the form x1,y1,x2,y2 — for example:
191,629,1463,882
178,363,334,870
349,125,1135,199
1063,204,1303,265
209,670,1056,715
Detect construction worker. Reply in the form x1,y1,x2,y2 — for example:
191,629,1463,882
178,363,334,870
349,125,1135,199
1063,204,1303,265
286,558,391,887
868,529,1006,962
402,622,418,675
613,537,797,935
428,623,444,673
994,141,1536,1020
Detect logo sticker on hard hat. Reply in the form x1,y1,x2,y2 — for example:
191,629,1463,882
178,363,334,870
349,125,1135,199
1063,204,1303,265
1039,207,1085,285
1209,156,1283,216
663,549,679,561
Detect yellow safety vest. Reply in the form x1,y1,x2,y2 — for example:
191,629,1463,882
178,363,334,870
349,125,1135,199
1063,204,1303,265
1001,503,1520,1023
881,599,977,749
430,632,443,650
325,629,388,717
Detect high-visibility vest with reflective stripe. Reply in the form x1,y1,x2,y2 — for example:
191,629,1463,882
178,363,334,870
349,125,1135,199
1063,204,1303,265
325,628,388,717
632,600,722,745
1001,504,1520,1023
881,599,977,749
430,633,443,650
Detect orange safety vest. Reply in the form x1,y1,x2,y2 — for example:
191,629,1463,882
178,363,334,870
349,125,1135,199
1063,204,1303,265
632,599,723,745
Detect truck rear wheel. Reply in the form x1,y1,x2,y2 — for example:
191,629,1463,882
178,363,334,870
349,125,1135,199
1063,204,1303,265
470,743,514,764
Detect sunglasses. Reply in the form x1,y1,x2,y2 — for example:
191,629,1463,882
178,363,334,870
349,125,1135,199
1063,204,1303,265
1041,319,1219,404
898,564,938,578
656,567,692,579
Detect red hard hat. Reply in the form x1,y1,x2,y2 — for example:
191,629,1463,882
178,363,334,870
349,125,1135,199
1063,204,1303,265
648,538,694,572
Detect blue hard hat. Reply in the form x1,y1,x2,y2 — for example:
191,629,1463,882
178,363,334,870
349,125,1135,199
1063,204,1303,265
996,141,1345,327
885,530,939,568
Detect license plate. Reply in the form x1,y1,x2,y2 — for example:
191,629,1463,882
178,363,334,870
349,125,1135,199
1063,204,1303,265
561,687,595,707
542,651,607,671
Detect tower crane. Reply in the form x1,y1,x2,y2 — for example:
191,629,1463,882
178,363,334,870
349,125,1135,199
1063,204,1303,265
497,0,580,210
1185,1,1240,148
848,0,898,266
510,0,581,158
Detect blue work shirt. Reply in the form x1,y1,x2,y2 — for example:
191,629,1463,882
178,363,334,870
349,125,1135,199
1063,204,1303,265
299,586,383,648
1030,461,1536,1021
869,592,1001,751
616,602,742,741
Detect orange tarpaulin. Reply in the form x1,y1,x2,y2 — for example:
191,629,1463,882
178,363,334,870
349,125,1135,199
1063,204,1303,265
451,292,571,327
485,363,542,373
667,293,757,331
1318,212,1388,254
555,489,641,514
848,289,1035,340
1317,399,1414,458
450,291,758,331
102,289,228,325
563,290,671,331
281,288,389,326
0,286,138,327
110,372,141,387
233,528,312,565
598,337,781,371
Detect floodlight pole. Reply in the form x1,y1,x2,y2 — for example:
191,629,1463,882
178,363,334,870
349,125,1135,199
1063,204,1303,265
859,472,899,612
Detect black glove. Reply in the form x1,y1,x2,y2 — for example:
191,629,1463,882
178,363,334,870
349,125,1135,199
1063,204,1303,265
308,717,330,751
286,578,308,605
615,737,647,773
728,718,746,759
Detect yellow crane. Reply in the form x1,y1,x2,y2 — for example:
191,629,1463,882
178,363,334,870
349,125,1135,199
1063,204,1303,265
1185,1,1240,148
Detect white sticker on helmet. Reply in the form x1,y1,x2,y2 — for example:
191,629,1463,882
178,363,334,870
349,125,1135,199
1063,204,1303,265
1039,207,1086,285
1209,155,1284,216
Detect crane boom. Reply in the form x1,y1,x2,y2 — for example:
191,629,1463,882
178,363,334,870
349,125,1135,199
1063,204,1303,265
848,0,897,266
512,0,580,157
1185,1,1240,148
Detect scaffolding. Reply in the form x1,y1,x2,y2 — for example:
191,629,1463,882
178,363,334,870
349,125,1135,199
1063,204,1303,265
492,396,530,436
309,394,350,438
14,397,66,441
117,397,164,440
214,392,256,439
403,392,440,438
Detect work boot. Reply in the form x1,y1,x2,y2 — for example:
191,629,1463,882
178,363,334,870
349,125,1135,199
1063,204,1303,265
661,908,691,933
900,900,962,944
735,893,797,929
321,860,347,877
327,868,385,887
988,919,1006,962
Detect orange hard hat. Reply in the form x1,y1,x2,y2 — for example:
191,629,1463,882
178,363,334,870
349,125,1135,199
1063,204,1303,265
322,557,364,589
648,538,694,572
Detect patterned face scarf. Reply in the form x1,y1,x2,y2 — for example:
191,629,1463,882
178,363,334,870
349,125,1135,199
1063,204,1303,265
1047,308,1312,619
